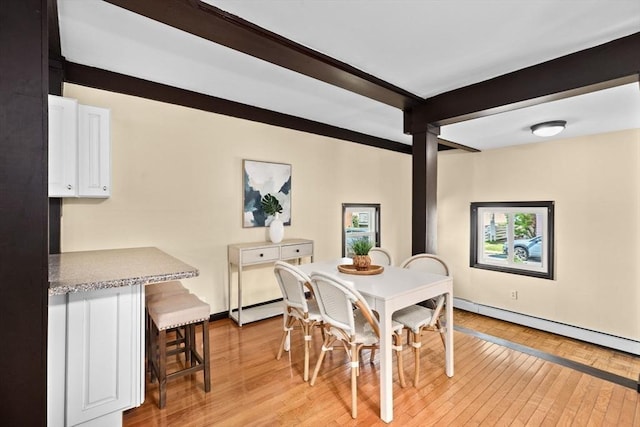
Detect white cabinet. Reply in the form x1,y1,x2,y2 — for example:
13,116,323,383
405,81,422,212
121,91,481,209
48,285,144,427
78,105,111,197
48,95,78,197
48,95,111,198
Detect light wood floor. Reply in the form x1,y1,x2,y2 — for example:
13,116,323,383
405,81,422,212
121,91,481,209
124,310,640,426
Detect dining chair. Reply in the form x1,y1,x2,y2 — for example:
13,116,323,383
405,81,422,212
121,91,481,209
368,247,393,266
273,261,324,381
392,253,449,386
308,272,406,418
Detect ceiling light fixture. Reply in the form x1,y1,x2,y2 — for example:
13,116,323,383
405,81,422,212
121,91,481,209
530,120,567,137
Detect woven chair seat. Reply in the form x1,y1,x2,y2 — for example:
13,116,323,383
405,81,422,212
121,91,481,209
392,305,436,333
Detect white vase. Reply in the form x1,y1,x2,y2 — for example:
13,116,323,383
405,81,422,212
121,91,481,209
269,213,284,243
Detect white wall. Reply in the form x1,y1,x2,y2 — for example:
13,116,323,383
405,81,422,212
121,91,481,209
60,84,412,313
438,130,640,341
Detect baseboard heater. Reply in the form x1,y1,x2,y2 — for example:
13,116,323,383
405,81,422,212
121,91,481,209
453,297,640,356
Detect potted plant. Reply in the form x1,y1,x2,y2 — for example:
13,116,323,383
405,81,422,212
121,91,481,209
349,237,374,271
261,193,284,243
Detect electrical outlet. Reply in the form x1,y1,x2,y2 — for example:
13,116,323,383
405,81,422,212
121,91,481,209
510,290,518,300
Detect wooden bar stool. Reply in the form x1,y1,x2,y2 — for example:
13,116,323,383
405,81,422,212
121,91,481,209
147,293,211,408
145,281,190,372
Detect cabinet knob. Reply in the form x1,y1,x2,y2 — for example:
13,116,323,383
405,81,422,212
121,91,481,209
67,184,72,190
259,253,264,257
103,186,107,191
296,249,300,253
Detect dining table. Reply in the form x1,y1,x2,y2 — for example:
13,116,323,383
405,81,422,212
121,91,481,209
298,258,454,423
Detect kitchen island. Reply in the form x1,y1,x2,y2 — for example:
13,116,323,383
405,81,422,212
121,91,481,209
48,247,199,427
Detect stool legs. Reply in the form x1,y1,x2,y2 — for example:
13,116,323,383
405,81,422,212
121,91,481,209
158,328,168,409
149,319,210,409
203,320,211,392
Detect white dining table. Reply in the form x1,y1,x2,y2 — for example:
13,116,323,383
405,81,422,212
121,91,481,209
299,258,454,423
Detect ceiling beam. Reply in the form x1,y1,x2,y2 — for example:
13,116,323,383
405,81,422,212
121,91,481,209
104,0,423,110
64,62,412,154
406,32,640,133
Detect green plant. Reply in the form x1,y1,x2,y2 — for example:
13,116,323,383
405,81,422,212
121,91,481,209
349,237,373,256
260,193,283,216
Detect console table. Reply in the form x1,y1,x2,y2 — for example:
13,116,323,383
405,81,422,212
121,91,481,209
227,239,313,326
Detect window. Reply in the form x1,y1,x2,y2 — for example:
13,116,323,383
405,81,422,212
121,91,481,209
470,201,554,279
342,204,380,257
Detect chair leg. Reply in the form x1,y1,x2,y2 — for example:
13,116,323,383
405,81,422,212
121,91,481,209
350,341,358,419
393,332,406,388
303,321,315,382
412,330,422,386
310,334,333,386
202,320,211,393
277,315,295,360
436,319,446,347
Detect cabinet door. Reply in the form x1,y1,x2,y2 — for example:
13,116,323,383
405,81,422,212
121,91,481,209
66,285,140,426
78,105,111,197
48,95,78,197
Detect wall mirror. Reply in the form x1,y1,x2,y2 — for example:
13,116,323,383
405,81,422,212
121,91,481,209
342,203,380,257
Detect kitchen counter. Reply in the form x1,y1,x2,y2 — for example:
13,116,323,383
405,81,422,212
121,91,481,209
48,247,199,295
48,247,199,426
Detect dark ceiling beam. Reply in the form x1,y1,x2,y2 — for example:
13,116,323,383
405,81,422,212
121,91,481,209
406,32,640,133
48,0,64,96
47,0,61,58
104,0,423,110
64,62,412,154
437,137,480,152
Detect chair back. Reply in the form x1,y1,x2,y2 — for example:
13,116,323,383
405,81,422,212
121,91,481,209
400,253,449,317
400,253,449,276
309,272,380,338
368,247,393,266
273,261,312,313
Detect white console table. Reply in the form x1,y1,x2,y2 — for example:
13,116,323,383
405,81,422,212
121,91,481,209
228,239,313,326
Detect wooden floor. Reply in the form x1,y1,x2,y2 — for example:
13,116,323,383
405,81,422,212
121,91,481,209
124,310,640,426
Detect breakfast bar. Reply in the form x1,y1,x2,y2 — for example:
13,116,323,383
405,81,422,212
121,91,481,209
48,247,199,427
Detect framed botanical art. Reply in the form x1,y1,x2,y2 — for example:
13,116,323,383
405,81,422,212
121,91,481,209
243,160,291,227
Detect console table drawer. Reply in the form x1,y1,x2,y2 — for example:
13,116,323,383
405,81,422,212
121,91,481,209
281,243,313,260
241,247,280,264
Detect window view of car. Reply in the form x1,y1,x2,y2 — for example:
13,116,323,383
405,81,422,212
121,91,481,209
503,236,542,261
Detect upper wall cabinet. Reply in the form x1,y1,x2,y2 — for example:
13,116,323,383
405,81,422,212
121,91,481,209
48,96,78,197
48,95,111,198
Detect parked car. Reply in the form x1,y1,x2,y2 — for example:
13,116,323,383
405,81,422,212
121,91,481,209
503,236,542,261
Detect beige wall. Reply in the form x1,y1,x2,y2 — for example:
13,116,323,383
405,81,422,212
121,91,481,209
61,84,640,341
438,129,640,340
61,84,413,313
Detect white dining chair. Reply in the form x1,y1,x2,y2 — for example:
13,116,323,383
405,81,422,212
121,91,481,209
308,271,406,418
368,247,393,266
273,261,324,381
392,253,449,386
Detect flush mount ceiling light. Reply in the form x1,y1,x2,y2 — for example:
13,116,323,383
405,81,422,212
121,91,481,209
530,120,567,137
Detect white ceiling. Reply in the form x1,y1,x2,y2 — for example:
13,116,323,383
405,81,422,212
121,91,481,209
58,0,640,150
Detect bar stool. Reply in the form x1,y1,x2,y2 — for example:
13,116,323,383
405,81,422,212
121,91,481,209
147,293,211,408
145,281,190,372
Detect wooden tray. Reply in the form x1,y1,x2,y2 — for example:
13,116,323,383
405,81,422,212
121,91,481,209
337,264,384,275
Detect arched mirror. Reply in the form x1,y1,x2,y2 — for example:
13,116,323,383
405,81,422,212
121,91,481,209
342,203,380,257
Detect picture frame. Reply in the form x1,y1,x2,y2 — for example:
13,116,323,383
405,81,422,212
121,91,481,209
243,159,292,228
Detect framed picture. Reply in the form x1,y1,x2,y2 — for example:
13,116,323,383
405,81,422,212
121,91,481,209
243,160,292,227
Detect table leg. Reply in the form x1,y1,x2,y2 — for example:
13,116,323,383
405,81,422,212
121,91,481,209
378,304,393,423
445,290,454,377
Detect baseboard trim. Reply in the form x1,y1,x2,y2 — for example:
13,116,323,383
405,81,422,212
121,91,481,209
453,298,640,356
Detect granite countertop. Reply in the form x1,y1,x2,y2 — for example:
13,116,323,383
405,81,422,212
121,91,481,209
49,247,199,296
